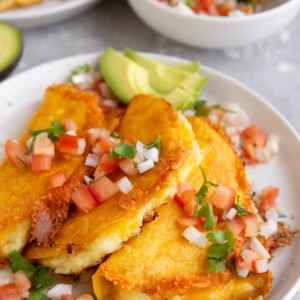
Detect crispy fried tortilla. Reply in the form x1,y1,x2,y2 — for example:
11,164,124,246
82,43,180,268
0,84,105,262
25,95,201,274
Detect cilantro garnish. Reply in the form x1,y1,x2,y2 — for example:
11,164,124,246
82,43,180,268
132,161,138,168
67,63,91,83
202,230,235,273
234,196,250,217
193,165,218,230
29,121,65,142
278,212,286,218
110,143,137,159
146,136,161,153
111,131,120,138
185,0,194,7
238,0,255,4
228,258,237,275
194,100,237,117
8,250,54,298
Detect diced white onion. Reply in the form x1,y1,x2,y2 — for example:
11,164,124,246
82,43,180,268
182,226,207,248
223,111,238,125
222,103,240,112
144,147,159,163
26,137,34,149
236,110,250,125
98,128,111,139
226,208,237,220
134,152,146,163
72,73,93,85
92,144,104,156
259,219,278,239
36,132,48,140
138,159,155,174
236,267,249,278
109,137,121,144
102,99,117,108
65,130,77,136
117,177,133,194
136,141,146,154
77,138,86,155
85,153,99,168
0,267,13,285
250,237,270,259
266,134,280,153
265,208,278,221
22,291,29,298
47,284,72,298
84,175,93,184
225,126,238,136
229,9,246,17
183,109,195,116
255,259,268,273
88,128,100,141
208,114,219,124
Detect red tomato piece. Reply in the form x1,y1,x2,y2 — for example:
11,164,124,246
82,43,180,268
209,185,236,210
184,199,197,217
88,176,119,203
243,214,258,237
99,138,116,154
33,137,55,158
236,249,263,272
226,217,246,236
61,295,76,300
48,171,67,188
71,185,98,213
218,5,231,16
63,119,77,132
119,158,139,177
177,217,202,227
0,283,19,300
174,184,196,208
31,155,52,171
77,295,94,300
12,270,31,296
94,154,119,178
259,185,279,211
242,125,267,148
59,135,79,155
4,139,30,169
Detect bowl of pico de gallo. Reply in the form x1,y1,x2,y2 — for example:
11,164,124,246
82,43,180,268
127,0,300,48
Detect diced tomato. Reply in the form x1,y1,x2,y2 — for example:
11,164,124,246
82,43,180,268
241,139,256,161
12,270,31,296
236,249,263,272
119,158,139,177
94,154,119,178
176,189,196,208
226,217,246,236
259,186,279,211
243,214,258,237
4,139,30,169
184,199,197,217
77,295,94,300
217,5,231,16
242,125,267,148
99,138,116,154
48,171,67,188
177,216,203,227
61,295,76,300
33,138,55,158
31,155,52,171
63,119,77,132
71,185,98,213
59,135,79,155
209,185,236,211
88,176,119,203
0,283,19,300
123,137,135,145
240,4,254,14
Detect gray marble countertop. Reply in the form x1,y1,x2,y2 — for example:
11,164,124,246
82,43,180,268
4,0,300,298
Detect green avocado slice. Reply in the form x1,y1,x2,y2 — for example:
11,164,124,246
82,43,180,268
0,22,22,79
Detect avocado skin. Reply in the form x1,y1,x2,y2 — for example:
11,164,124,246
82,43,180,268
0,22,23,81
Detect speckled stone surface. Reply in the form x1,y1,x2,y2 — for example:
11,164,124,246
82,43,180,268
4,0,300,298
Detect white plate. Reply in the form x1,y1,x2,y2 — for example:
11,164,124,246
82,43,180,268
0,53,299,299
0,0,103,29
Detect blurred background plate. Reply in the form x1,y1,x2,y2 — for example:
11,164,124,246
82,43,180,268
0,0,103,29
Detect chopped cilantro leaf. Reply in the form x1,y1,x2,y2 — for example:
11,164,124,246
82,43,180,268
67,63,91,83
203,259,227,273
29,293,49,300
29,121,65,142
194,100,238,117
278,212,286,218
30,268,54,292
234,196,250,216
132,161,138,168
8,250,36,278
111,131,120,138
228,258,237,275
110,143,137,159
146,137,161,153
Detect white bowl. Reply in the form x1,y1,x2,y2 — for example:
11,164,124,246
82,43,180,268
127,0,300,49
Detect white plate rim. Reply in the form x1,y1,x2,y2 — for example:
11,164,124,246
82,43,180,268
0,52,299,299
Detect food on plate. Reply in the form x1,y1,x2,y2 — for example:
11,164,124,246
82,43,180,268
25,94,201,274
93,117,292,299
0,21,22,79
0,84,106,262
0,49,297,299
100,48,207,110
157,0,259,16
0,0,42,12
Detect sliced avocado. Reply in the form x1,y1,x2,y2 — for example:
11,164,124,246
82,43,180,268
179,73,208,96
100,48,158,103
0,22,22,80
164,87,195,111
174,61,200,73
